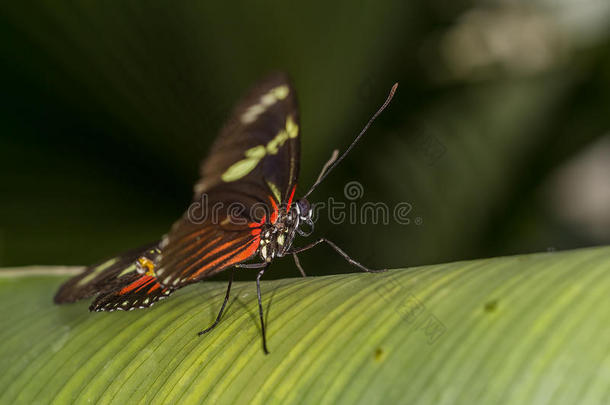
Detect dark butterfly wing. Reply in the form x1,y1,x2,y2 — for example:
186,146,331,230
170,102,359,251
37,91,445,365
156,72,300,287
89,271,173,312
194,71,300,204
54,243,158,303
154,213,264,287
54,73,300,305
54,243,173,311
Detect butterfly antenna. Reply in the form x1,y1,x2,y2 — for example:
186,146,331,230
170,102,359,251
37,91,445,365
303,82,398,199
313,149,339,185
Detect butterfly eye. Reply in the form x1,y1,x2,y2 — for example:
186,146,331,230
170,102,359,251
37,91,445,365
296,199,311,220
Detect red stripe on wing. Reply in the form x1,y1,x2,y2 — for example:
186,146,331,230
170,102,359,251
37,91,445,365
147,283,161,293
179,233,254,278
167,235,223,274
188,236,260,280
268,196,279,224
287,184,297,207
119,274,156,295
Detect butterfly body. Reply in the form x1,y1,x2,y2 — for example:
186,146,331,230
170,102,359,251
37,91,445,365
258,196,314,263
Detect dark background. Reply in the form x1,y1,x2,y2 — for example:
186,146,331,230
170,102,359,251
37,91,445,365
1,1,609,279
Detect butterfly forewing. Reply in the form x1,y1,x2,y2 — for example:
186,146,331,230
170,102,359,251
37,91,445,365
194,72,300,203
156,73,300,288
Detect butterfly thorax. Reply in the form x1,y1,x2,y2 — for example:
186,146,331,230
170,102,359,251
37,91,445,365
258,207,296,262
258,198,313,262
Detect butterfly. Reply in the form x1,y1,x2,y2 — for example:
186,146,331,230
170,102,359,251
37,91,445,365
54,73,397,353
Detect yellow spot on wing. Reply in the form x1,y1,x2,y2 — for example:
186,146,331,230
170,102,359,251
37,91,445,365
117,263,137,278
266,180,281,202
76,258,119,286
222,113,299,183
245,145,267,159
137,257,156,276
241,105,266,124
266,130,288,154
271,85,289,99
286,115,299,138
266,116,298,154
221,144,267,182
222,159,262,182
240,85,290,124
260,93,276,106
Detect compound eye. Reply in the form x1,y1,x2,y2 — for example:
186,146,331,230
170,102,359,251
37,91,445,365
296,199,311,219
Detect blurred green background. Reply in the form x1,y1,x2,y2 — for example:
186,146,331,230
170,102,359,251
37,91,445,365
1,0,609,279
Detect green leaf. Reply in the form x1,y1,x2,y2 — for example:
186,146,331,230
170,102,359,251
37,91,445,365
1,246,610,404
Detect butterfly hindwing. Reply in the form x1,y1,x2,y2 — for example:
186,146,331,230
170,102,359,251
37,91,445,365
154,211,264,287
55,243,173,311
54,243,158,304
90,272,173,312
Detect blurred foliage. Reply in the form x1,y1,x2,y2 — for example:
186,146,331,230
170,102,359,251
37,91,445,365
1,0,609,277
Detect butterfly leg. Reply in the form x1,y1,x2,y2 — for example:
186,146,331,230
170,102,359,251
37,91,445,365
256,263,271,354
292,253,307,277
290,238,386,273
198,268,235,336
235,261,272,354
235,262,268,269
